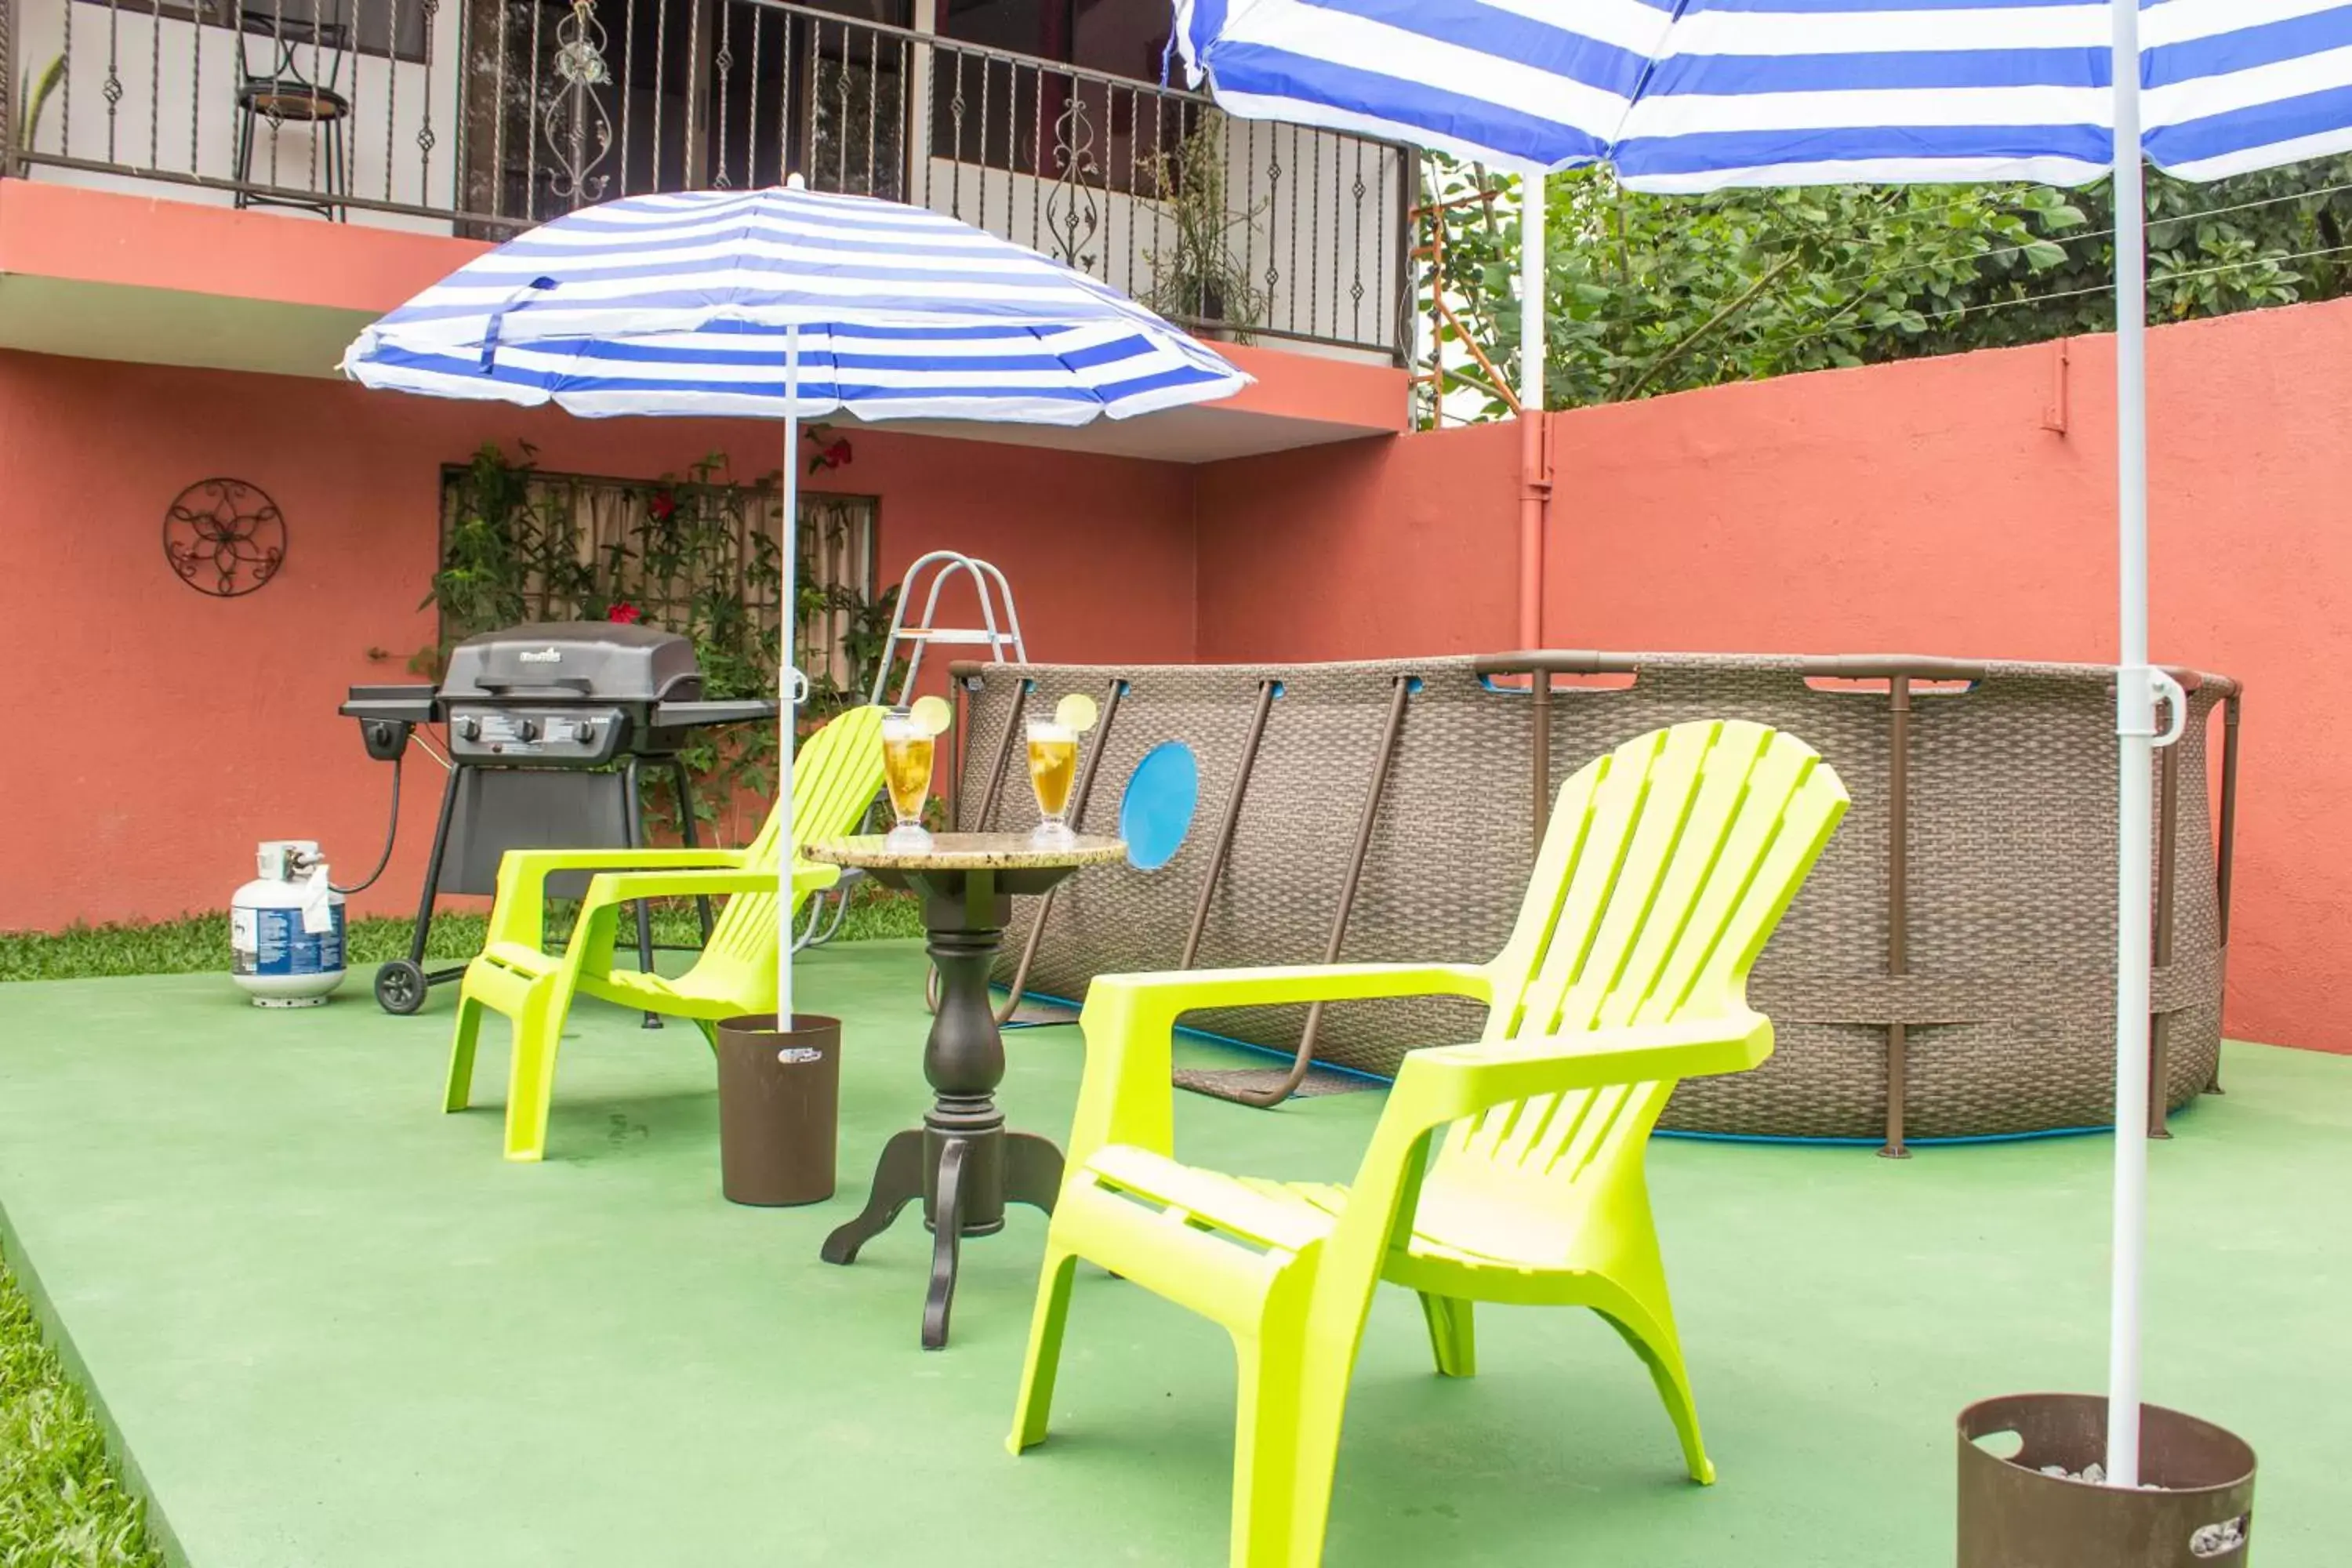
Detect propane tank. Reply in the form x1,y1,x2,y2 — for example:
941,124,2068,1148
230,840,347,1007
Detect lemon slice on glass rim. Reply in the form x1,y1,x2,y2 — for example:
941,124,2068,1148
909,695,954,736
1053,692,1100,733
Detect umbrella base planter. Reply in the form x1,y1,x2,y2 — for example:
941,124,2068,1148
1958,1394,2256,1566
715,1014,842,1207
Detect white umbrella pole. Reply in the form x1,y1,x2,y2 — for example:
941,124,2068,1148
778,322,802,1029
2105,0,2153,1488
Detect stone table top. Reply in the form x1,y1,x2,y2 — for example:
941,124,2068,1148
806,832,1127,873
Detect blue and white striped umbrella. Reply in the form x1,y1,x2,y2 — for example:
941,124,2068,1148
344,184,1249,1024
343,185,1250,423
1174,0,2352,1490
1174,0,2352,188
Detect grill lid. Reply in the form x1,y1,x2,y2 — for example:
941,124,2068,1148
439,622,703,704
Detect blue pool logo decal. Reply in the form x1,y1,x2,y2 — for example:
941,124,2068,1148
1120,742,1200,871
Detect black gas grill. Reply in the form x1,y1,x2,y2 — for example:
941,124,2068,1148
342,622,776,1014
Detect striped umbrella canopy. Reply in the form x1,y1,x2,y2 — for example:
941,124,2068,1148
1174,0,2352,187
1172,0,2352,1486
343,183,1250,1024
343,184,1250,423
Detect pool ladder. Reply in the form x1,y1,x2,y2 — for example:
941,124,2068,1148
815,552,1028,955
866,550,1028,709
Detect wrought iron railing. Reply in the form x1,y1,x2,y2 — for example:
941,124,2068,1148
2,0,1416,359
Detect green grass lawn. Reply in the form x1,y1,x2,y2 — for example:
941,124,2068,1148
0,884,927,984
0,1248,162,1568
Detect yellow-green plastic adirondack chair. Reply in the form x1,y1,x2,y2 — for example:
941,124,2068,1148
1008,720,1849,1567
445,703,887,1162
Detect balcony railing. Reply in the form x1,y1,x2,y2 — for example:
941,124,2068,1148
2,0,1417,360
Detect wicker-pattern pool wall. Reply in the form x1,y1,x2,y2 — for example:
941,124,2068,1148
951,653,2238,1142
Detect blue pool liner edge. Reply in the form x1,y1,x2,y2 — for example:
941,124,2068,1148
992,983,2190,1146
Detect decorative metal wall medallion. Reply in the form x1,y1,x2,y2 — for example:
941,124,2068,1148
163,478,286,597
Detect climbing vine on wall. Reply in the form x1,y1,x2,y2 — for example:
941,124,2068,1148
419,438,898,836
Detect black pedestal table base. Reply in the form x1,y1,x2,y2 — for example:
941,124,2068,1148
810,835,1120,1350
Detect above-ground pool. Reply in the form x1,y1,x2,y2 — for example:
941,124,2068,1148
947,652,2239,1145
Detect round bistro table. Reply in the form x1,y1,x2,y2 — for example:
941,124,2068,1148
804,831,1125,1350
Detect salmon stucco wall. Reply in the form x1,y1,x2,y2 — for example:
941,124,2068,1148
1192,419,1522,662
0,350,1199,930
1541,304,2352,1057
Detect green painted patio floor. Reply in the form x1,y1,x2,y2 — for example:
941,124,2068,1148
2,943,2348,1568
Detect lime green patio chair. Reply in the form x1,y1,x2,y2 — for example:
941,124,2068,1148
1008,720,1848,1566
445,703,887,1162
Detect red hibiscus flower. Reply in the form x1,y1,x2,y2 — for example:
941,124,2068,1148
804,428,854,473
648,489,677,521
608,601,643,625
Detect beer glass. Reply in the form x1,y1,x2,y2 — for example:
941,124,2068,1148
1025,717,1079,847
881,709,935,851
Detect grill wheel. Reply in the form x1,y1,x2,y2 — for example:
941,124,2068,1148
374,960,428,1015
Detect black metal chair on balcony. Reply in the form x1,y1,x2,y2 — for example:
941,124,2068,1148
233,9,353,221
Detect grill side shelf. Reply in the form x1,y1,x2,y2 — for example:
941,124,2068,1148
340,688,441,724
650,700,782,728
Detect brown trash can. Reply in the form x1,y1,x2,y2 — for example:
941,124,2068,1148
714,1013,842,1207
1958,1393,2256,1566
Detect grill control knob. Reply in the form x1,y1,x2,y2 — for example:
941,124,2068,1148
456,717,481,741
514,718,541,742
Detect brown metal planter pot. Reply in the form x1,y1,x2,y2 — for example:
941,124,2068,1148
714,1014,842,1207
1958,1394,2256,1566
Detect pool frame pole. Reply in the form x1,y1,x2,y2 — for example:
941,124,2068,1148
996,678,1125,1022
2149,744,2180,1138
1879,676,1911,1160
1179,678,1279,971
1198,673,1414,1109
2208,692,2241,1094
972,681,1031,832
